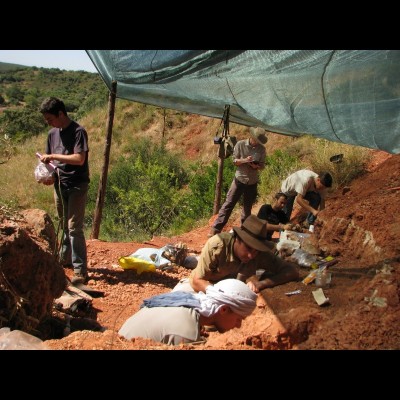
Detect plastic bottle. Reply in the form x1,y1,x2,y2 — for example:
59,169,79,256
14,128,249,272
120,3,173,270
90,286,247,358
315,268,332,288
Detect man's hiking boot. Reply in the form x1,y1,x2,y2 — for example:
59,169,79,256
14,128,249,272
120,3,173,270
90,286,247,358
71,271,89,285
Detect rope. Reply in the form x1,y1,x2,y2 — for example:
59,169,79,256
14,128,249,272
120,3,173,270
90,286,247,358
53,168,67,264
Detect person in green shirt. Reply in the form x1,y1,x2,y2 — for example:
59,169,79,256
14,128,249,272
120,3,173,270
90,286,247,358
174,214,299,294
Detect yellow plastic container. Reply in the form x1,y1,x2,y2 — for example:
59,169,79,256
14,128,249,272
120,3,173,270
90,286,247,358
118,256,157,274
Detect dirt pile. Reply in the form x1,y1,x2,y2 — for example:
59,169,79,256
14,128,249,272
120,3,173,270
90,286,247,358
316,153,400,265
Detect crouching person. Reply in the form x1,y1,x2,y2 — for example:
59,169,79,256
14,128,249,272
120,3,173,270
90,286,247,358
118,279,257,345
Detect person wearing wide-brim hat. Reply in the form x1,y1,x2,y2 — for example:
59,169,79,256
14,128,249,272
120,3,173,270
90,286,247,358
173,214,299,294
209,126,268,239
249,127,268,146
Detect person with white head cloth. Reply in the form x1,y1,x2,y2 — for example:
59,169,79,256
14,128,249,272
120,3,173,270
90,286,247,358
118,279,257,345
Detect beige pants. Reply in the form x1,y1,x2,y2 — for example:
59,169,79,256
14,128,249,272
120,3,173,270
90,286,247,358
171,278,195,293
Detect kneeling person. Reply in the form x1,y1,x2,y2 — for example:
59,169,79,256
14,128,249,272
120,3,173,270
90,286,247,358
118,279,257,345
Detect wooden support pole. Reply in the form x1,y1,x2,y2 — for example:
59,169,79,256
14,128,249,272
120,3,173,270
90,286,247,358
91,81,117,239
212,105,230,215
213,155,224,214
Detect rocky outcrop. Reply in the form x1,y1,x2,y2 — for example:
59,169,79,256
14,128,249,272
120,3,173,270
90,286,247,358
0,208,65,334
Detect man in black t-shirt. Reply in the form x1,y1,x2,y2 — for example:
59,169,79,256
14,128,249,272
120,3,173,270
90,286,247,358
39,97,90,284
257,192,292,240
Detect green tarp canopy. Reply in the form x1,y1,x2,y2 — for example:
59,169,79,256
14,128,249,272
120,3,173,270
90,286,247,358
87,50,400,154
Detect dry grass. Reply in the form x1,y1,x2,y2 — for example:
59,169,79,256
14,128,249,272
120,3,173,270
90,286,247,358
296,135,371,187
0,134,55,215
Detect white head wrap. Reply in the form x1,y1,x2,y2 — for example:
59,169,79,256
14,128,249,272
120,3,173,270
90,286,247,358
194,279,257,318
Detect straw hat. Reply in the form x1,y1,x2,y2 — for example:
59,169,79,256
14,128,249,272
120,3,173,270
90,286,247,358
250,127,268,146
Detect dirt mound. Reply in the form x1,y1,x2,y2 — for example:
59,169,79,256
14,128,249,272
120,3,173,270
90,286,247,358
316,153,400,266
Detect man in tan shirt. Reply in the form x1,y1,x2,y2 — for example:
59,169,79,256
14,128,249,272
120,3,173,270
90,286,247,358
174,215,299,294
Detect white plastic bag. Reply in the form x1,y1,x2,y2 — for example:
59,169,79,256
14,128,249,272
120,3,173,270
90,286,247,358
290,248,318,268
130,247,170,269
34,161,55,185
276,239,300,254
0,327,49,350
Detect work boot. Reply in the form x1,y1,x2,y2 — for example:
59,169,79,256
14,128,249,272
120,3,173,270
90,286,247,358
71,270,89,285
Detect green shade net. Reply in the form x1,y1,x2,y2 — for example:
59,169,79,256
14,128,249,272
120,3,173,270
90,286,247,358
87,50,400,154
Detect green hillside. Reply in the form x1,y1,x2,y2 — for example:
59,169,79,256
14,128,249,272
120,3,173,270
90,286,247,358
0,61,29,71
0,65,108,141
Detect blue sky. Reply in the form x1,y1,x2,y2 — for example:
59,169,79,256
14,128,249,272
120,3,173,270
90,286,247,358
0,50,97,73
